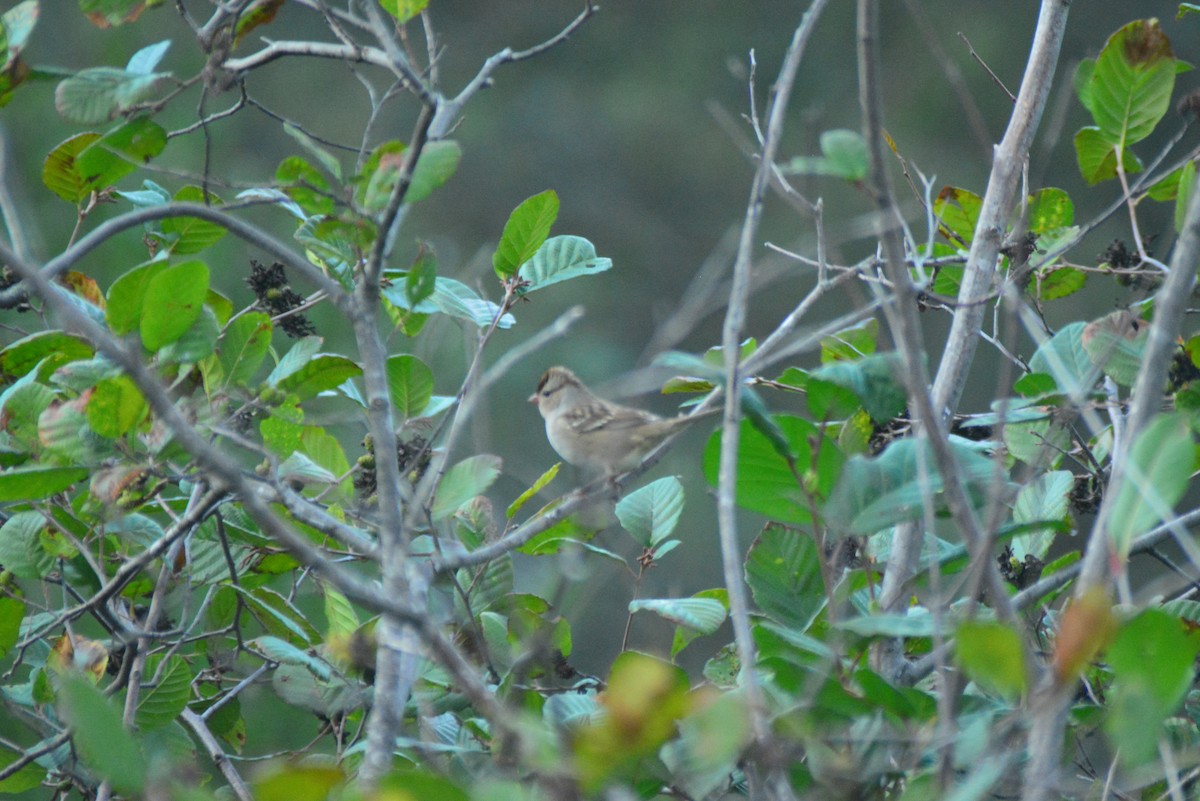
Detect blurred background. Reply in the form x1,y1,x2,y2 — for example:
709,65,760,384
3,0,1197,679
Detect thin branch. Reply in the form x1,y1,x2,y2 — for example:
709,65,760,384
718,0,832,760
859,0,1016,639
1076,190,1200,592
1022,192,1200,801
181,709,254,801
0,732,71,783
958,31,1016,102
431,2,597,137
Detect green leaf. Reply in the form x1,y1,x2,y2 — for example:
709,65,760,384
1035,266,1086,301
269,663,366,717
139,260,210,351
0,330,93,378
0,512,52,578
106,259,167,336
158,306,219,364
820,318,878,363
1083,19,1176,148
575,652,689,791
934,186,983,245
406,246,437,307
836,608,939,638
127,39,171,73
74,117,167,194
159,186,227,254
824,436,997,536
1002,403,1069,468
273,354,362,401
955,621,1027,701
1073,126,1143,185
322,583,359,637
784,128,868,181
86,375,147,437
1147,164,1184,201
251,636,333,680
1014,372,1057,397
277,451,337,486
266,336,321,385
1175,159,1196,235
703,416,844,525
131,654,191,730
669,589,727,659
1011,470,1073,561
0,596,24,661
232,0,285,45
0,467,88,503
283,122,342,182
382,275,516,329
234,586,320,645
55,66,171,125
1108,413,1193,561
42,133,101,203
56,673,147,796
79,0,158,28
1027,187,1075,231
276,155,334,216
1081,310,1147,387
378,772,467,801
407,140,461,204
0,2,36,108
219,312,272,387
517,235,613,293
615,476,685,548
506,462,560,518
629,597,726,634
493,189,559,279
0,746,44,794
433,454,502,521
811,352,906,422
386,354,434,419
1028,322,1094,394
1106,610,1200,766
357,140,405,213
115,178,171,208
380,0,429,22
301,427,352,498
744,523,824,631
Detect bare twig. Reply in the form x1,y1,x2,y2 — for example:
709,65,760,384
718,0,832,766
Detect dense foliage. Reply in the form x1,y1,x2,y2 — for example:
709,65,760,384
0,2,1199,800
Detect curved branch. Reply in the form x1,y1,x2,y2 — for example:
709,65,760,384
431,2,597,137
0,202,349,313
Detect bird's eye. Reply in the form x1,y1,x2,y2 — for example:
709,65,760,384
541,390,551,397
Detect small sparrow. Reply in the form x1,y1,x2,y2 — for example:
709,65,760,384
529,366,714,475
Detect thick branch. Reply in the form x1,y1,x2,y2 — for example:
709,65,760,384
930,0,1070,417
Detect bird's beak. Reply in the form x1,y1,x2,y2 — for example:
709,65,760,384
527,393,538,405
